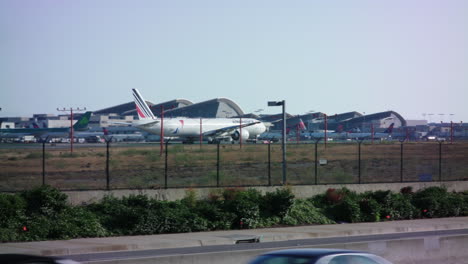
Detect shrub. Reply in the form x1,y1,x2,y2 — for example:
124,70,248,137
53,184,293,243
328,196,362,223
0,186,106,242
193,200,235,230
181,189,197,208
222,189,262,229
221,187,245,201
381,193,416,220
282,199,334,226
133,201,209,234
26,207,107,240
311,188,361,223
412,187,459,218
261,188,295,218
400,186,413,195
366,190,416,220
0,193,28,242
20,185,69,217
2,185,468,243
445,193,465,217
325,188,345,204
56,207,107,238
0,193,27,224
87,194,151,235
461,192,468,216
359,198,381,222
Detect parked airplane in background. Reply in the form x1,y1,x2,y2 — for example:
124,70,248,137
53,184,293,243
301,124,347,140
303,123,395,141
0,112,92,140
347,123,395,139
130,88,267,143
258,119,307,142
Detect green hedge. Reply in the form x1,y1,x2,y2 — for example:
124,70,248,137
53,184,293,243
1,185,467,242
0,186,106,242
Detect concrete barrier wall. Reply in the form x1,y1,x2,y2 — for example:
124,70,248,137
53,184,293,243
66,181,468,205
85,234,468,264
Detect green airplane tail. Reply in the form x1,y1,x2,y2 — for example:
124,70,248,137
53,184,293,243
73,111,92,130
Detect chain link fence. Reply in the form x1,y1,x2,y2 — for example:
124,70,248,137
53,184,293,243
1,141,467,191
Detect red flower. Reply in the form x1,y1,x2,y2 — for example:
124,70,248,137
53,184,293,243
386,215,391,219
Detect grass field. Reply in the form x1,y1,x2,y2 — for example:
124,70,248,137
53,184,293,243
0,141,467,191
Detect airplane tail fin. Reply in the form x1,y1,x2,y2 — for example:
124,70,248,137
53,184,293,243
73,111,92,131
297,118,307,131
32,123,40,129
336,124,344,133
384,123,395,134
132,88,157,120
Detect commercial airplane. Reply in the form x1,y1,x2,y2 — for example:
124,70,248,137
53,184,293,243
0,111,92,139
346,123,395,140
303,123,395,141
258,119,307,142
131,88,267,143
301,124,348,140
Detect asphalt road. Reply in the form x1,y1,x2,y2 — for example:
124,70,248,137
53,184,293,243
63,228,468,263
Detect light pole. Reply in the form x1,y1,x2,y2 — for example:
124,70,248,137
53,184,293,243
324,114,328,149
428,113,434,123
57,107,86,153
160,105,164,156
254,109,264,113
268,100,287,185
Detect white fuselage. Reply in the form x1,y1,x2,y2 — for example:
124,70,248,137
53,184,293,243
135,118,266,140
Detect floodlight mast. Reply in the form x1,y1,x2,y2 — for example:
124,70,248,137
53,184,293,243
268,100,287,185
56,107,86,153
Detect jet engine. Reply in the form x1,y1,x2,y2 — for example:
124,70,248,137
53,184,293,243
231,129,250,141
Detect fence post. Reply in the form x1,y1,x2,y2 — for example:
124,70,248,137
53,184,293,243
165,140,169,189
438,140,443,182
41,137,48,186
105,137,112,190
358,140,363,184
314,139,321,185
268,143,271,186
217,143,220,187
399,139,404,182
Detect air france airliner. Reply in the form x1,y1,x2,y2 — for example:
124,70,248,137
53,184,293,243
132,88,267,143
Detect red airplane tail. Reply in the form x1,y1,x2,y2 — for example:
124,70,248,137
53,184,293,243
336,124,344,133
384,123,395,134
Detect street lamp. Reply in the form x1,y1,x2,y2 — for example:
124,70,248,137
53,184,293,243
268,100,287,185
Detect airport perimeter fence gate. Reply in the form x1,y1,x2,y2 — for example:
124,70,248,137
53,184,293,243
0,141,467,192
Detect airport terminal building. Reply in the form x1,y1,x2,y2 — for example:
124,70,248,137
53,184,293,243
3,93,435,141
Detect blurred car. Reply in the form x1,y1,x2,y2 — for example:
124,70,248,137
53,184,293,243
248,249,392,264
0,254,80,264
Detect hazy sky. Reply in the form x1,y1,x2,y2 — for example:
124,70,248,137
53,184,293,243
1,1,467,122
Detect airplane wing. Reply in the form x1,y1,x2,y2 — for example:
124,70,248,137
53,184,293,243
138,120,160,128
0,132,32,138
110,120,160,128
203,121,261,138
109,121,134,126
